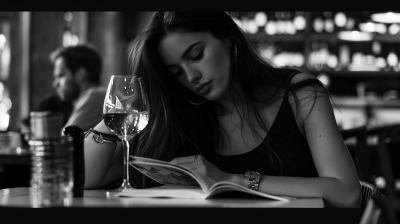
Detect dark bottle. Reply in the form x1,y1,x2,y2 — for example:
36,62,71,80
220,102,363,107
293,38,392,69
62,125,85,198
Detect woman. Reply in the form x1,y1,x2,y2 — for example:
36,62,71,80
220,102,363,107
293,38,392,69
84,12,361,207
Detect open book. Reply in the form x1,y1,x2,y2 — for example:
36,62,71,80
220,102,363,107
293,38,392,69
118,155,295,201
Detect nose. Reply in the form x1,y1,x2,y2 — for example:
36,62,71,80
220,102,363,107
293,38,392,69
185,66,201,84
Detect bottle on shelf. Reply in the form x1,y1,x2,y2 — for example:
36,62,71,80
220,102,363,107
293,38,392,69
323,11,335,33
338,44,350,71
387,52,399,71
293,12,306,32
388,23,400,35
313,17,324,33
334,12,347,29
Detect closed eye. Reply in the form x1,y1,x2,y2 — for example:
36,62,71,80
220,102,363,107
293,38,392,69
174,70,183,77
191,51,203,62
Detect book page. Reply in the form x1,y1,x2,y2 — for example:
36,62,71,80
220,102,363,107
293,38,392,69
119,185,206,199
130,162,200,187
129,156,292,201
130,156,217,192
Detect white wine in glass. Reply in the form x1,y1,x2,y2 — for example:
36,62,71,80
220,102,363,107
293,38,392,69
103,75,149,191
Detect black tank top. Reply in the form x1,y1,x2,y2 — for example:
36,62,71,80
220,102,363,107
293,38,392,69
206,69,319,177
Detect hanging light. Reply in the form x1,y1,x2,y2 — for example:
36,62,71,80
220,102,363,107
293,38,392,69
371,12,400,23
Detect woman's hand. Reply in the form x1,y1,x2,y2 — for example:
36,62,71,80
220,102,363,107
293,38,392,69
170,155,231,182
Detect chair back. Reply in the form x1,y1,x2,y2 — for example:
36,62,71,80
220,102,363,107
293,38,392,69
340,126,371,182
359,196,400,224
367,124,400,198
341,124,400,198
360,181,380,209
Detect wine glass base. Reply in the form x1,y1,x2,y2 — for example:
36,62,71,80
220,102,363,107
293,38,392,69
117,180,134,192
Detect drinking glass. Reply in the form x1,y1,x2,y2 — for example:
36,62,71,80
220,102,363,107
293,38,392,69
103,75,149,191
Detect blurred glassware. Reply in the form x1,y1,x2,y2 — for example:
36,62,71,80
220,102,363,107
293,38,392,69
29,138,74,207
383,90,398,101
372,41,381,55
29,112,74,207
345,17,355,30
276,20,285,34
339,44,350,69
0,131,26,155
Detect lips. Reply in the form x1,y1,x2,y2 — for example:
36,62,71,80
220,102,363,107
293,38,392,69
196,80,212,93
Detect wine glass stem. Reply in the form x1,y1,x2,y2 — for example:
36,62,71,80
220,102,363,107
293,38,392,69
122,139,132,188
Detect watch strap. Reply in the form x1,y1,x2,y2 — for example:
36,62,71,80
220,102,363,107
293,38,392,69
244,171,261,191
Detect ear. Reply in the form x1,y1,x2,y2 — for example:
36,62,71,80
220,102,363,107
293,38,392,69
74,67,88,83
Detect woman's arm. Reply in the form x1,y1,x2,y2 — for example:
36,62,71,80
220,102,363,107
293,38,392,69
230,73,361,207
175,73,361,207
84,120,123,189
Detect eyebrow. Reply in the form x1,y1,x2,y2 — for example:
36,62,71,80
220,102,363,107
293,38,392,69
165,41,202,69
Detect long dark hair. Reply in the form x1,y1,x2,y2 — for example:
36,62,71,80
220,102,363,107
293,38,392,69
127,12,327,188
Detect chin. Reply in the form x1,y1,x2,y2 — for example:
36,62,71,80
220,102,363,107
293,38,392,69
204,91,222,102
58,95,66,101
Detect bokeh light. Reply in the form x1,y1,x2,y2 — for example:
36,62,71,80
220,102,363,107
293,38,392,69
63,12,73,22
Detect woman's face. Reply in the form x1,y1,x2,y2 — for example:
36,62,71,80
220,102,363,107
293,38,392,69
158,32,232,101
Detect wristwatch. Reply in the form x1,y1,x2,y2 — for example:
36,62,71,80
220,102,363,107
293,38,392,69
243,171,261,191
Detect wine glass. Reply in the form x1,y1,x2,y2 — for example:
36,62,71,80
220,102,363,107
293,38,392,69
103,75,149,191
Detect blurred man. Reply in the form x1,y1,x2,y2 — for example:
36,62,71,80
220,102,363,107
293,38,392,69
51,44,106,132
